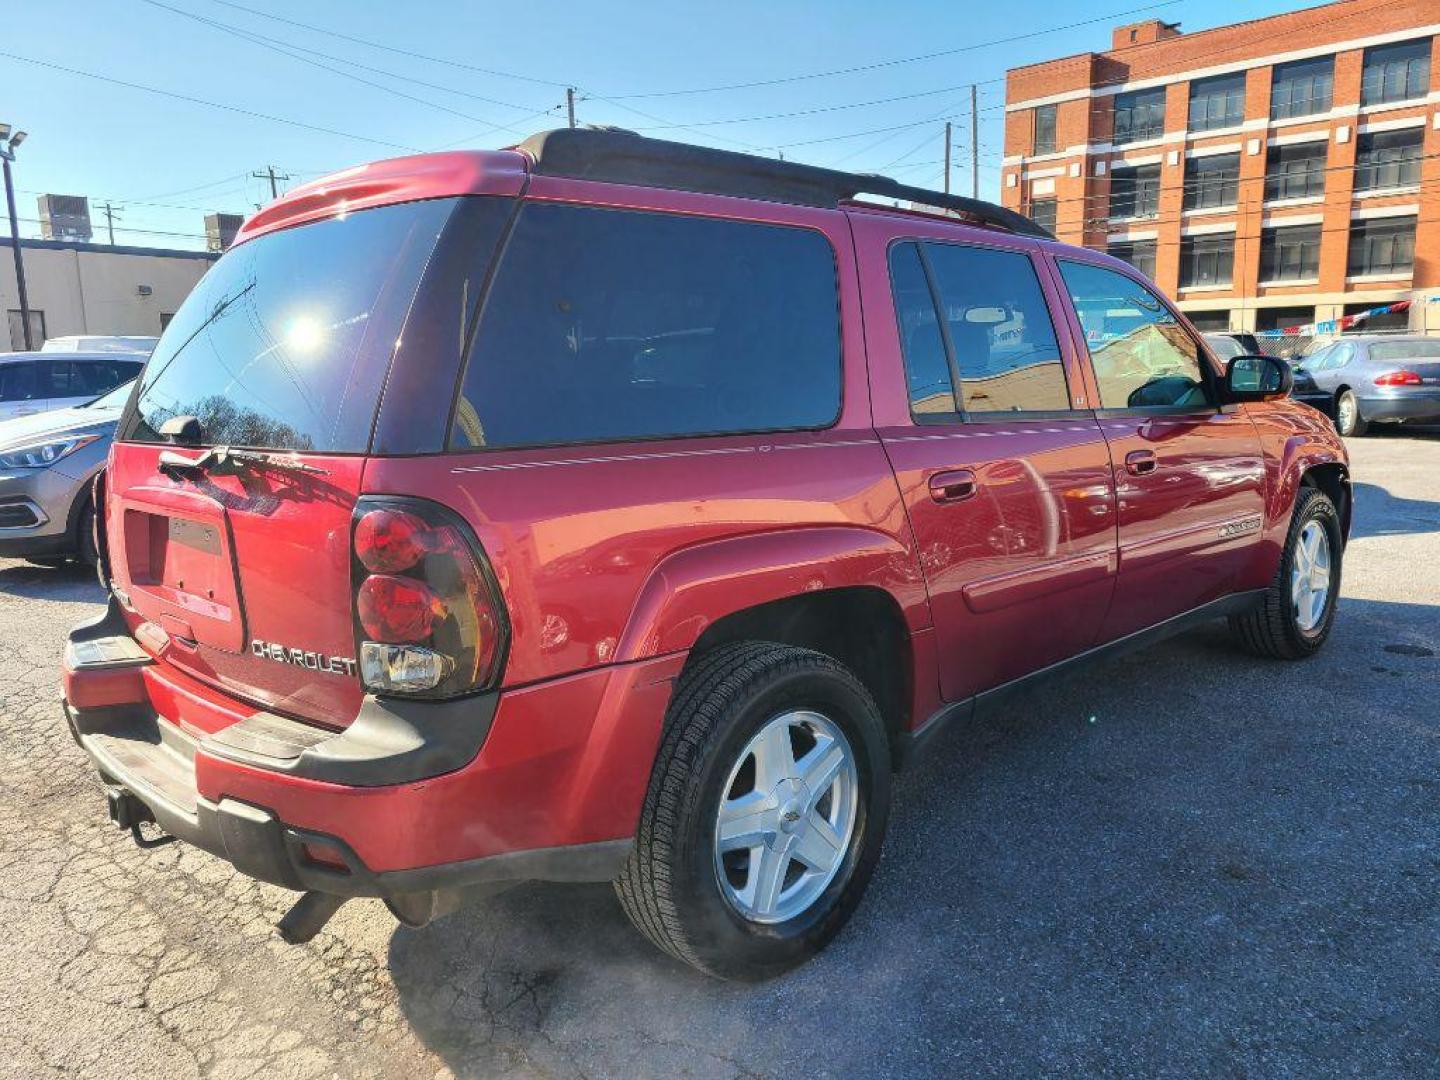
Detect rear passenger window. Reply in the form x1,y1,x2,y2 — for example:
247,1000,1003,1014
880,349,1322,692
1058,261,1211,410
889,243,954,415
0,362,40,402
892,241,1069,417
451,203,841,450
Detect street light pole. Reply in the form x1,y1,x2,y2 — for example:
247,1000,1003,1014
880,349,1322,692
0,127,33,351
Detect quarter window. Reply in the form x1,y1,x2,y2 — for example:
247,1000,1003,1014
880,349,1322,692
1347,216,1417,277
1271,56,1334,119
889,243,954,416
1264,141,1328,201
1354,129,1423,192
1179,234,1236,288
1113,88,1167,145
1361,39,1431,106
1259,224,1322,282
1183,153,1240,210
452,203,842,449
896,242,1070,417
1059,261,1211,411
1189,72,1246,133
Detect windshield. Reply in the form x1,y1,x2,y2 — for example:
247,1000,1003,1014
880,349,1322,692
119,198,456,452
86,380,136,409
1370,340,1440,363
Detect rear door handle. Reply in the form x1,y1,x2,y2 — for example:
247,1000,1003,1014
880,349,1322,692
1125,450,1158,476
929,469,978,503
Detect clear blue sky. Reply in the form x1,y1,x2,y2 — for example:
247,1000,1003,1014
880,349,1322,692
4,0,1306,250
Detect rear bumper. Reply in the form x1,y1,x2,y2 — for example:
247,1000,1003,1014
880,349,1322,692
1356,391,1440,424
63,598,684,898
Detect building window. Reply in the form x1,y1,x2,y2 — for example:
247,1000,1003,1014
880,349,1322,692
1183,153,1240,210
1185,310,1231,332
1189,72,1246,132
1264,141,1328,201
6,309,45,351
1113,87,1166,145
1354,128,1423,192
1179,234,1235,287
1033,104,1057,155
1110,164,1161,220
1270,56,1334,119
1347,216,1416,277
1255,306,1315,334
1259,224,1322,282
160,313,175,331
1029,196,1058,235
1107,239,1157,279
1361,39,1431,106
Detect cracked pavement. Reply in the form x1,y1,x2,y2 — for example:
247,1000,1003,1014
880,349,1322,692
1,431,1437,1078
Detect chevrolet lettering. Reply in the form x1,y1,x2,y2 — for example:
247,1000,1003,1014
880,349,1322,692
250,640,357,678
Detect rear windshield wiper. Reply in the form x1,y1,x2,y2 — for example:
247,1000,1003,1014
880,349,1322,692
158,446,328,480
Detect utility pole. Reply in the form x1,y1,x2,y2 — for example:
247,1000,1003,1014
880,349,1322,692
969,84,980,200
251,165,293,201
0,125,33,350
943,121,952,195
100,201,122,246
566,87,577,129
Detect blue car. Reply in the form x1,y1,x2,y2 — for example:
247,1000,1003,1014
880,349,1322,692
1291,335,1440,437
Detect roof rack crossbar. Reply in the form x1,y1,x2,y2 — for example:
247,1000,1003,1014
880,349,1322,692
514,128,1052,240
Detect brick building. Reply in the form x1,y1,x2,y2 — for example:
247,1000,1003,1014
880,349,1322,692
1001,0,1440,335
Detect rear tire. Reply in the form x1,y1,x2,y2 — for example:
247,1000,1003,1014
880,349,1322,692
616,641,891,981
77,499,98,569
1229,487,1341,660
1334,389,1368,437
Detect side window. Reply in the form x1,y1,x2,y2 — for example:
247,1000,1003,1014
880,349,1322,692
0,362,40,402
1058,261,1212,411
920,242,1069,415
1321,343,1355,370
889,243,955,416
451,204,841,449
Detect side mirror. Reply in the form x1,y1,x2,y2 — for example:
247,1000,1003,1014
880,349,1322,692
1224,354,1292,402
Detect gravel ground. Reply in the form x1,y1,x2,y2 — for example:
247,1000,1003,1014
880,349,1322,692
0,431,1436,1079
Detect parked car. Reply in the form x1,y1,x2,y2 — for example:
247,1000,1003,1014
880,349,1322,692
0,351,145,422
42,335,158,355
62,129,1349,981
1292,335,1440,436
1203,331,1262,358
0,379,131,564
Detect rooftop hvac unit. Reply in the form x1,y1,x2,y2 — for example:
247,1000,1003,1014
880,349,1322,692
37,194,92,242
205,212,244,252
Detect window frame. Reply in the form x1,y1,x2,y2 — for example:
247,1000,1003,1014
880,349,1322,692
1188,72,1247,133
1270,55,1334,120
1028,196,1058,235
1360,38,1432,107
1179,233,1237,288
1259,223,1323,283
1107,238,1158,280
1055,256,1222,417
1264,141,1328,201
887,237,1076,425
445,199,848,454
1347,215,1418,278
1354,128,1424,192
1183,152,1241,211
1033,104,1058,155
1109,163,1163,220
1113,87,1167,146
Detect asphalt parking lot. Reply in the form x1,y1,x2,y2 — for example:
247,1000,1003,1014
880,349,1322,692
1,430,1436,1079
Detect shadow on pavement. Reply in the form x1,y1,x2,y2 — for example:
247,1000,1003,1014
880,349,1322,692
1350,481,1440,539
386,596,1439,1078
0,560,104,602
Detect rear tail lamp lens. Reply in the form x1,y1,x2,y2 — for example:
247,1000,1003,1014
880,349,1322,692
351,498,508,698
1374,370,1422,386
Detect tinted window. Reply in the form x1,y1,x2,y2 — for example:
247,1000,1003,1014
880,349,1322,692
1265,141,1328,201
1260,224,1322,282
0,361,40,402
1355,129,1423,192
1189,72,1246,132
121,198,456,451
48,358,141,397
1179,234,1235,288
1183,153,1240,210
921,243,1068,415
1361,39,1431,106
1059,261,1210,411
890,243,954,416
1348,216,1417,277
1110,164,1161,220
1271,56,1333,119
1113,88,1166,145
451,204,840,449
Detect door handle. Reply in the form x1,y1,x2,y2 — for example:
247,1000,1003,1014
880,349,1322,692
1125,450,1158,476
929,469,978,503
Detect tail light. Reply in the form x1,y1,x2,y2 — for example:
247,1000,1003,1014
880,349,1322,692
350,497,508,697
1374,370,1422,386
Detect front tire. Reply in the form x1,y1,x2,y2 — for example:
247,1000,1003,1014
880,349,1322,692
1229,487,1342,659
616,642,891,981
1335,389,1368,437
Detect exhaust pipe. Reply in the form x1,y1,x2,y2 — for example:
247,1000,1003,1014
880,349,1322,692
276,890,349,944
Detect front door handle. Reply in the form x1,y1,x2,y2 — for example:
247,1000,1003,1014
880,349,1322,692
1124,450,1158,476
929,469,978,503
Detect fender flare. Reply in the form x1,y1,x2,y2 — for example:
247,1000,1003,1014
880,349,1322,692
612,526,929,663
1270,436,1348,534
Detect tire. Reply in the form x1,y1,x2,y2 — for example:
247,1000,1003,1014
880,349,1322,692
616,641,891,981
1228,486,1342,660
76,498,99,569
1334,389,1368,437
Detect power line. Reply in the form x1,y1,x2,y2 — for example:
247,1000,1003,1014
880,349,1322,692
0,49,421,152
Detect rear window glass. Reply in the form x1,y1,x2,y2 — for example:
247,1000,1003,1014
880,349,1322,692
450,203,841,450
120,198,455,451
1370,340,1440,362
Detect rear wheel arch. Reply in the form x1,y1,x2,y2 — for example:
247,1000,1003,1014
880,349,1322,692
683,587,914,760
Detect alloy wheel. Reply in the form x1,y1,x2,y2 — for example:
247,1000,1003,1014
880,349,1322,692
1291,520,1332,632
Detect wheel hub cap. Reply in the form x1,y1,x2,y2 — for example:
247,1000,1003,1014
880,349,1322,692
1291,520,1332,632
714,709,859,924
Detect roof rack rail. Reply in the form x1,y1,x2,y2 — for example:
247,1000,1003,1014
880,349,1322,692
513,128,1051,240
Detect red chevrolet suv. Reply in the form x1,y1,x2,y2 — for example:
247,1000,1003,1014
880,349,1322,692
62,129,1349,981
